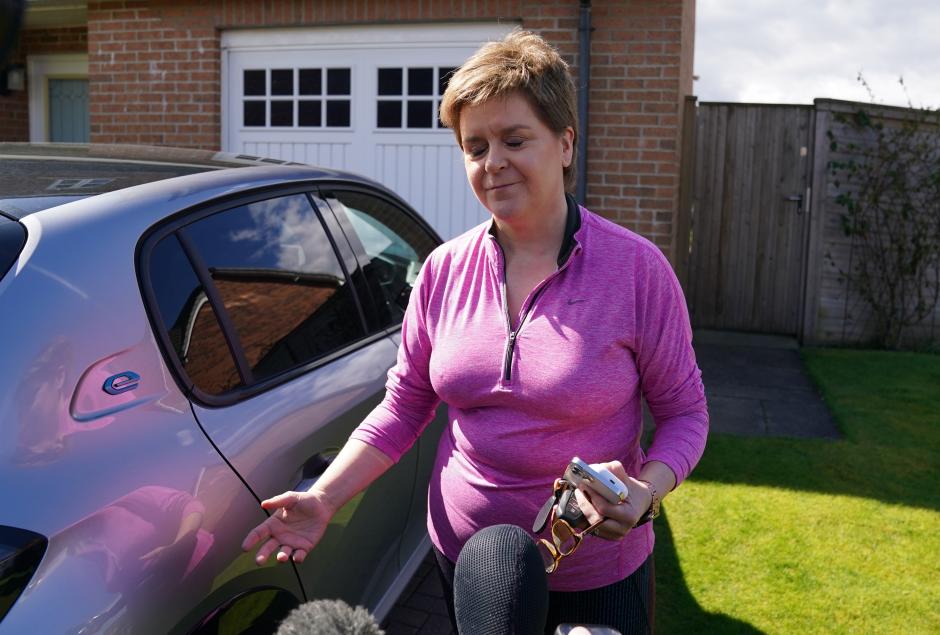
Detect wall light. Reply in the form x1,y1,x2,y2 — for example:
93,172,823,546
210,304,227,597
6,64,25,90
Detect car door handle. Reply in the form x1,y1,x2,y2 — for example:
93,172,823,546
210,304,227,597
295,451,337,492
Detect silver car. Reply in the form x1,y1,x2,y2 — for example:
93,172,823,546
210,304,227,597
0,144,445,634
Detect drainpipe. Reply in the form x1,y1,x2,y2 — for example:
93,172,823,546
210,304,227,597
576,0,592,203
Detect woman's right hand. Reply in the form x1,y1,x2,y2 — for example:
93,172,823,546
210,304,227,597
241,488,335,565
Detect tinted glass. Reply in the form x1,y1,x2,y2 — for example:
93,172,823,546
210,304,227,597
244,70,266,96
149,234,242,395
438,67,457,96
0,217,26,282
327,68,351,95
0,196,85,216
378,68,402,95
270,69,293,95
372,66,454,130
244,101,265,126
407,100,433,128
299,68,322,95
326,100,350,127
0,158,219,207
332,192,436,328
298,100,322,127
377,101,401,128
182,194,365,381
408,68,433,95
270,101,293,126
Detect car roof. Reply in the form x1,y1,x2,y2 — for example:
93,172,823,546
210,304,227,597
0,143,347,219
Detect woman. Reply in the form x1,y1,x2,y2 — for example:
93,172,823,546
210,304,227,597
242,30,707,633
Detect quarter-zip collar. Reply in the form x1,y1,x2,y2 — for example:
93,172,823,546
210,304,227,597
486,194,584,384
557,193,582,266
486,193,583,265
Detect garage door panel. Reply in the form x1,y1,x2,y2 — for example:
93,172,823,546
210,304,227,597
371,143,481,239
241,141,350,167
223,24,515,238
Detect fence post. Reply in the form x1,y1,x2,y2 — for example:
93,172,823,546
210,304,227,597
675,95,697,290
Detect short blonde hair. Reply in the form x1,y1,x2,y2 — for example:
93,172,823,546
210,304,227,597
439,29,578,191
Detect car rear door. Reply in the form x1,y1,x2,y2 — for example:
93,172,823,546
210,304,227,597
318,187,448,570
141,185,416,609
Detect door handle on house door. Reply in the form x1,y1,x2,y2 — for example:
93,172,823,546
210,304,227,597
784,194,804,214
295,451,338,492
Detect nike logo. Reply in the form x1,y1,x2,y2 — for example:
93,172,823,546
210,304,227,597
567,298,586,305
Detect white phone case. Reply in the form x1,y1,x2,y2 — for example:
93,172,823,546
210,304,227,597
565,457,628,503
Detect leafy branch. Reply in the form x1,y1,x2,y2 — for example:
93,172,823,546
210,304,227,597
827,75,940,348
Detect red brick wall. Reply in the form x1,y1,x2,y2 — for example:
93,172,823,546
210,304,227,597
87,1,220,147
581,0,691,256
0,26,88,142
85,0,529,148
509,0,695,257
82,0,694,260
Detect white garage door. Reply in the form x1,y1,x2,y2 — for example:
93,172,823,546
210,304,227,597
222,23,515,239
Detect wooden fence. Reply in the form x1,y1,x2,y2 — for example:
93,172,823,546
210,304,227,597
678,97,940,346
803,99,940,346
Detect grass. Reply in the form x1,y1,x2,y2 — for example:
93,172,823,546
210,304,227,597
654,348,940,634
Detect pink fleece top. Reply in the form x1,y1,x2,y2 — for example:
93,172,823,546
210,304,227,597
351,205,708,592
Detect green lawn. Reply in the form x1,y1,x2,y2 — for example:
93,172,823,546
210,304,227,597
654,349,940,634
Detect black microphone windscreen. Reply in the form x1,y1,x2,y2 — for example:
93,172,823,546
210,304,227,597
454,524,549,635
276,598,384,635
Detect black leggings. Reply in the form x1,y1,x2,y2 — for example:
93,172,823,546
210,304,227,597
432,545,654,635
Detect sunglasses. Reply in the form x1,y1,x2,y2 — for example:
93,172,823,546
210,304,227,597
536,493,605,574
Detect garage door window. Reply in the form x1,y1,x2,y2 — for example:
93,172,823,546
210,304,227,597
243,68,351,128
376,66,456,130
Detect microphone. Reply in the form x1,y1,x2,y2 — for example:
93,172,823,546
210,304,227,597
453,524,549,635
276,598,384,635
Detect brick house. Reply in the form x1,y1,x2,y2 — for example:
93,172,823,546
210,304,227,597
2,0,695,260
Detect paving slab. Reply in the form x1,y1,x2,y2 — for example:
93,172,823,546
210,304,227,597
693,329,840,439
382,554,454,635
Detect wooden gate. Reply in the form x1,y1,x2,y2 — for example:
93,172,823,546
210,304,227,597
683,102,815,335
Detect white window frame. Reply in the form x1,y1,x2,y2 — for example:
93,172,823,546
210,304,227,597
220,22,518,150
375,65,457,131
27,53,89,142
240,66,354,130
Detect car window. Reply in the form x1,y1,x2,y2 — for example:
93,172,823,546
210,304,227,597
180,193,365,383
0,158,214,201
149,234,243,395
329,191,436,329
0,196,88,217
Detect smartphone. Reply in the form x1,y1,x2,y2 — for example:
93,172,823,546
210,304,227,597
564,457,628,504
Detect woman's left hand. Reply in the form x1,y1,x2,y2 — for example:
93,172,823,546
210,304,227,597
572,460,653,540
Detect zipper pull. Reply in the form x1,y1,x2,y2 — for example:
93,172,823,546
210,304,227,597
503,330,517,381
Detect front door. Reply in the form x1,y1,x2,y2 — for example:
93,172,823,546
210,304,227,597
48,78,89,142
27,53,88,142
